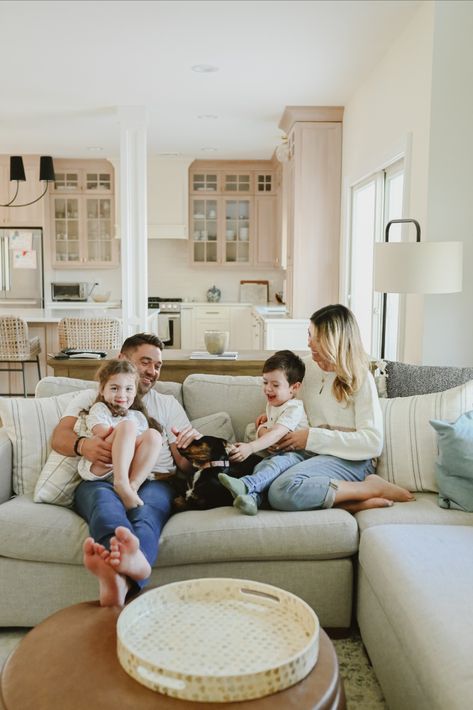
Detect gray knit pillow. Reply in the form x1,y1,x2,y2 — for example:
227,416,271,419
386,361,473,398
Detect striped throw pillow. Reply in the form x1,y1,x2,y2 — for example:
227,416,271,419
0,392,79,495
378,380,473,492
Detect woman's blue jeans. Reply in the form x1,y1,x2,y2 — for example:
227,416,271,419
268,454,375,511
74,478,174,590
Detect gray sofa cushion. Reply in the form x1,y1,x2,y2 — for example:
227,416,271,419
386,361,473,398
0,494,358,566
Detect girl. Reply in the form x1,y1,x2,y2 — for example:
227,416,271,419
267,304,413,513
75,359,162,510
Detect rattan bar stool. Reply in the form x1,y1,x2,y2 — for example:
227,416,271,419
58,317,121,351
0,316,42,397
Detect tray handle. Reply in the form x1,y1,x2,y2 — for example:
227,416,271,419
137,665,187,691
240,586,281,603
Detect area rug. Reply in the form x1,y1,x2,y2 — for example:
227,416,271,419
333,630,387,709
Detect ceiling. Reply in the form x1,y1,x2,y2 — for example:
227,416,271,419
0,0,421,161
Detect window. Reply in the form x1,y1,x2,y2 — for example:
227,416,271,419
348,159,404,359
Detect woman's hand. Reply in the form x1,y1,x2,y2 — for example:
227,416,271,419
255,413,268,428
272,429,309,452
229,442,253,463
172,425,202,449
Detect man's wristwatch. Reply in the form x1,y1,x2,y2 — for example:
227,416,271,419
73,436,86,456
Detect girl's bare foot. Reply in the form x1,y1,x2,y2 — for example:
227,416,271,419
340,498,393,513
114,483,144,509
364,474,414,502
83,537,129,607
107,526,151,581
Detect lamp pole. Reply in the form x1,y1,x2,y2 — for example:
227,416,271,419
380,218,421,360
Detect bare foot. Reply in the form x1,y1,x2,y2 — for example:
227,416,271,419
107,526,151,581
364,474,414,502
83,537,129,607
340,498,393,513
114,483,144,510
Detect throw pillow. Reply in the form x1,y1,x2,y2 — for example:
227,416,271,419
378,380,473,492
191,411,235,443
385,361,473,398
430,410,473,511
0,391,80,495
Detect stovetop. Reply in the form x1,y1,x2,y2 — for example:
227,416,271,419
148,297,182,312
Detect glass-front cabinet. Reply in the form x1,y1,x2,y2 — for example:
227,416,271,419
191,198,218,263
51,160,117,268
189,161,277,267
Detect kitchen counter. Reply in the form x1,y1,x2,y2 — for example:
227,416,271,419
47,349,309,383
44,301,122,309
0,307,158,324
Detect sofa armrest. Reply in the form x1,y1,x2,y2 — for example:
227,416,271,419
0,429,13,503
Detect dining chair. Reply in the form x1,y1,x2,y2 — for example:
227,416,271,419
58,317,121,351
0,316,42,397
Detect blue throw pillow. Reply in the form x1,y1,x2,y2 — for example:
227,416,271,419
430,410,473,511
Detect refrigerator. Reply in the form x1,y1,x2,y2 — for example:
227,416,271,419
0,228,44,307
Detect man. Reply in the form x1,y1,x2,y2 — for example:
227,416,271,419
51,333,201,606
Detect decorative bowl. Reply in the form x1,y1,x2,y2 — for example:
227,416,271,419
92,291,111,303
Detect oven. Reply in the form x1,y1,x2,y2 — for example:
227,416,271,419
148,297,182,349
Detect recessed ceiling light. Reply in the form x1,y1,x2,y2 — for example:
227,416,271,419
158,152,182,157
86,146,104,153
197,114,219,120
191,64,219,73
201,147,218,153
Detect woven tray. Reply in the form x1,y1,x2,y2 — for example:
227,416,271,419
117,578,319,702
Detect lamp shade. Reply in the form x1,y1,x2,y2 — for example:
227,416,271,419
374,241,463,294
39,156,56,182
10,156,26,182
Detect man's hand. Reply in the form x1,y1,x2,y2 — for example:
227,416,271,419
81,430,113,465
271,428,309,453
171,425,202,450
229,442,253,463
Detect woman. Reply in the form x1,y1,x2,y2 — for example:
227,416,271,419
267,304,413,513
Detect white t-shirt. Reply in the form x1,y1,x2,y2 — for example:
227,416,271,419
63,388,190,475
80,401,148,436
264,399,309,432
300,356,383,460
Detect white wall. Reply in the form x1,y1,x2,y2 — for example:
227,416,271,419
340,1,434,362
422,1,473,365
147,239,285,302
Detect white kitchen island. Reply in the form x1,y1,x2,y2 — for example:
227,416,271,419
0,307,158,396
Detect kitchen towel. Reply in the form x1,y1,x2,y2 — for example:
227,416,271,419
158,314,171,342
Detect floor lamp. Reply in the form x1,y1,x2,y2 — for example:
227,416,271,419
374,219,463,360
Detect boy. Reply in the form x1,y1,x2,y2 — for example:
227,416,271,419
219,350,308,515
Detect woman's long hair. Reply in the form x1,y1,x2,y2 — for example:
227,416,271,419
310,304,369,404
91,359,162,432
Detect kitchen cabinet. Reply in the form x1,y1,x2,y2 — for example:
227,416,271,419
250,310,264,350
148,156,192,239
279,107,343,318
189,161,279,268
180,304,254,351
49,159,118,268
264,319,310,352
0,156,47,228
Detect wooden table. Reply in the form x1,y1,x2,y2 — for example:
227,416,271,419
0,601,345,710
47,350,309,383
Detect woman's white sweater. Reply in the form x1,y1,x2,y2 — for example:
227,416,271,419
299,356,383,460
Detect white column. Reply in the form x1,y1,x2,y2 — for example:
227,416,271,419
118,107,148,337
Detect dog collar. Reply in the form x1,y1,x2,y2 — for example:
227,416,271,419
200,460,228,469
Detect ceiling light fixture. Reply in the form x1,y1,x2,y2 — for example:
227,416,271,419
86,146,104,153
197,114,218,120
191,64,219,73
0,156,56,208
201,147,218,153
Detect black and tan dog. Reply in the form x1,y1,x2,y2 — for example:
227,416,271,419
173,435,261,511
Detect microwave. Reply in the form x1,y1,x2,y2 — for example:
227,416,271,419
51,282,90,302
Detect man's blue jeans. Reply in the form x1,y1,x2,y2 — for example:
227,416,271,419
74,478,174,590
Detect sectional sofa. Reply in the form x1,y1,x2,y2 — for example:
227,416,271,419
0,362,472,709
